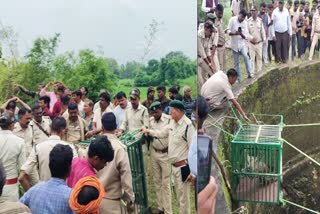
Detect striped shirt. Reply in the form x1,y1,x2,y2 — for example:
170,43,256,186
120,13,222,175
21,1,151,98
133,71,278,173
67,158,96,188
20,178,72,214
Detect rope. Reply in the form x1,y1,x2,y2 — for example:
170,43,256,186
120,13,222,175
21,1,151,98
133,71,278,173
284,123,320,128
282,138,320,167
281,199,320,214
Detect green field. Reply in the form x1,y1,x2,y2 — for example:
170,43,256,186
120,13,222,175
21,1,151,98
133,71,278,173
115,76,197,101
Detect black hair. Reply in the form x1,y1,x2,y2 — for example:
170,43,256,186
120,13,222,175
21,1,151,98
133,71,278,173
204,22,214,29
51,117,67,133
6,101,16,110
18,108,31,117
0,161,5,196
116,91,127,100
197,96,209,120
31,104,41,112
78,185,99,205
72,90,82,98
227,68,238,77
57,86,65,93
260,2,267,7
0,112,14,130
156,85,166,93
61,96,70,106
101,112,117,131
81,86,88,95
216,4,224,11
39,95,51,108
68,102,78,111
239,9,247,17
287,0,293,5
88,135,114,162
49,144,73,178
312,0,318,3
174,94,183,101
100,92,111,103
169,87,179,95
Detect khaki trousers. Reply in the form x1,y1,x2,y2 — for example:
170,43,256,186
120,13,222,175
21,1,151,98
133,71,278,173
151,149,172,214
217,46,227,72
198,58,214,89
249,42,263,73
172,166,190,214
309,33,320,60
2,183,19,202
100,198,125,214
210,51,220,72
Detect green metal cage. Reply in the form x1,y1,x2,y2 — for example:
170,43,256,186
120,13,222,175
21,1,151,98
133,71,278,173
231,114,284,205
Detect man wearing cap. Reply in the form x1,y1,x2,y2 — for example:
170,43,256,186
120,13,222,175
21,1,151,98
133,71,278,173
227,9,253,81
148,101,173,214
309,5,320,60
119,89,149,170
98,112,135,214
142,100,195,214
271,0,292,63
142,86,155,113
0,111,26,202
198,21,216,89
248,6,266,73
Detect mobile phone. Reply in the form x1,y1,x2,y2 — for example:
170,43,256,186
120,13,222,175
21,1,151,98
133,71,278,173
181,164,191,182
238,27,242,32
197,135,212,193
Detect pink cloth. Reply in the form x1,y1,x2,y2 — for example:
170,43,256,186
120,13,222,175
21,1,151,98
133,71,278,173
67,158,96,188
39,90,57,112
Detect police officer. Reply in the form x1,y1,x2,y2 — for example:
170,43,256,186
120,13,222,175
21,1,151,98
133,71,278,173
149,101,173,214
142,100,195,214
29,104,51,145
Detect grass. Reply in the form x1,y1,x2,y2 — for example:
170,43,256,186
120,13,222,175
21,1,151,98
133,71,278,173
115,76,197,101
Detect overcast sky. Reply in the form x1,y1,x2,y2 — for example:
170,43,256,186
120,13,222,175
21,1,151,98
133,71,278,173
0,0,197,64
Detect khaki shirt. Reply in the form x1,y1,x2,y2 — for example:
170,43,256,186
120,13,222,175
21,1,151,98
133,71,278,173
13,122,33,158
150,115,195,163
0,130,26,179
65,116,86,143
312,13,320,38
214,18,225,46
97,133,134,201
247,17,266,43
29,117,51,145
149,113,171,150
197,28,213,59
0,199,31,214
21,135,78,182
120,104,149,132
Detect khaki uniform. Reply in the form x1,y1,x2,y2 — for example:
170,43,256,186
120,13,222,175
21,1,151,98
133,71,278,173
13,123,33,157
64,116,86,143
214,17,227,71
309,14,320,60
0,199,31,214
150,115,195,214
120,104,149,172
29,117,51,145
197,28,215,89
97,133,134,214
13,123,40,186
0,130,26,202
21,135,78,182
248,17,266,73
149,114,172,214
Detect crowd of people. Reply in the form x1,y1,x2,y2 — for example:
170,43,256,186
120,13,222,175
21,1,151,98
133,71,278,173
0,82,196,214
199,0,320,87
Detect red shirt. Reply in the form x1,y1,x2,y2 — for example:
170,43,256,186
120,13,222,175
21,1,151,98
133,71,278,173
66,158,96,188
51,100,62,119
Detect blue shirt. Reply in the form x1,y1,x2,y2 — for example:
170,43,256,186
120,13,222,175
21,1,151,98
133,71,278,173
20,178,73,214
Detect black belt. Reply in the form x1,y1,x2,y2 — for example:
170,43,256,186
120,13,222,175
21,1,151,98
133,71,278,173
217,44,224,48
153,147,168,153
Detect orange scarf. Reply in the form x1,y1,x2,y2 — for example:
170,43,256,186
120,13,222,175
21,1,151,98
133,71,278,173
69,176,105,214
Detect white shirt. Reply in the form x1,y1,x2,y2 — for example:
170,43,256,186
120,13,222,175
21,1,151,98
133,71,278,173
272,7,292,36
231,0,241,16
201,70,235,107
93,106,113,130
267,14,275,40
78,100,85,117
201,0,215,13
188,133,197,177
227,16,252,52
113,102,131,129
